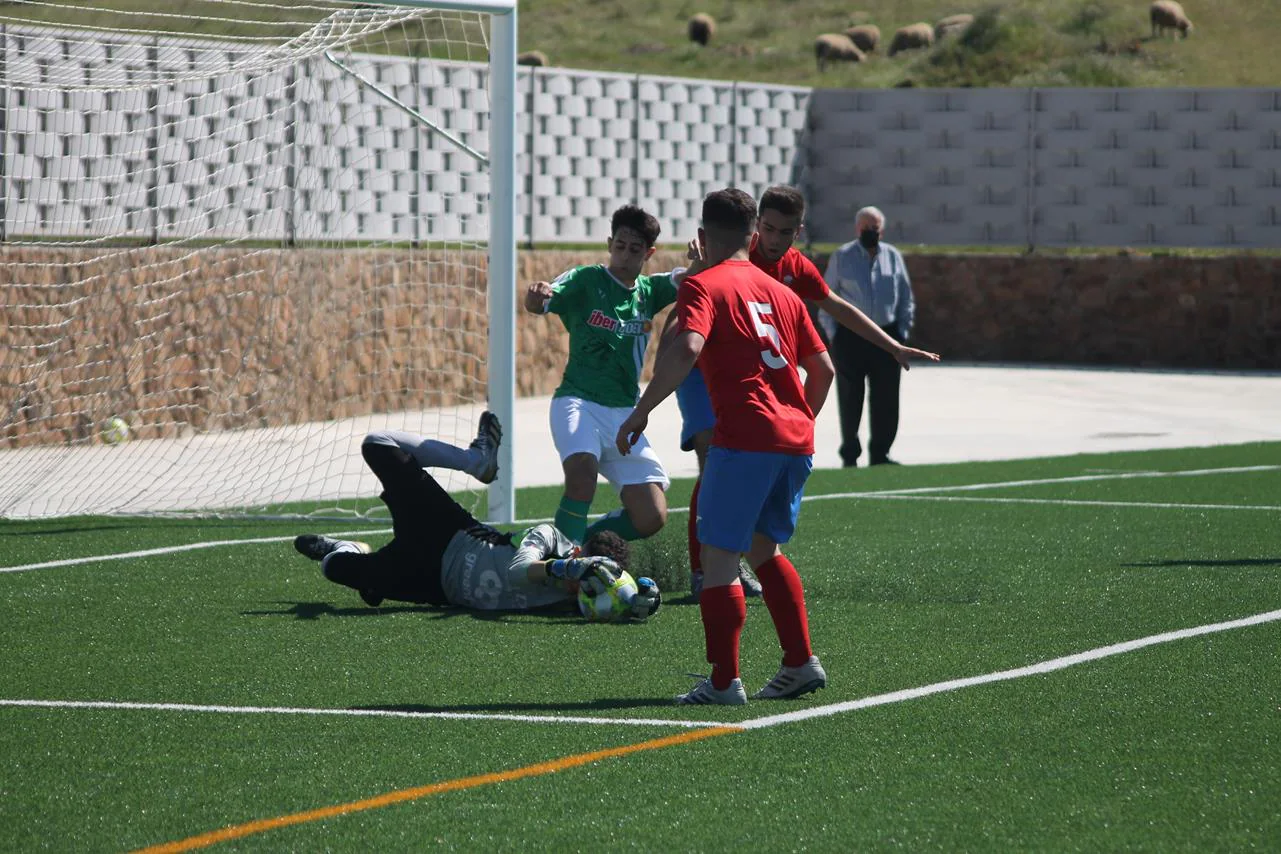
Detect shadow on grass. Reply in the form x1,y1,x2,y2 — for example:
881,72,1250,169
242,601,444,620
1122,557,1281,568
242,600,603,622
355,697,680,713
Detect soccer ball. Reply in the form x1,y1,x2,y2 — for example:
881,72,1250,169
100,417,130,445
577,569,639,622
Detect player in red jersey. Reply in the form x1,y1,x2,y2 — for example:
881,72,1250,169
617,188,835,704
667,185,939,597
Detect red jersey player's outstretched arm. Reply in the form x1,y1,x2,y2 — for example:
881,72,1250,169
800,349,835,417
816,292,940,369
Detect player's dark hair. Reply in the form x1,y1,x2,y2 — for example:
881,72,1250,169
610,205,661,247
759,185,806,219
583,530,630,572
702,188,757,236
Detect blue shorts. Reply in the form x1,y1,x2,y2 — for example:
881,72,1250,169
697,447,813,553
675,366,716,452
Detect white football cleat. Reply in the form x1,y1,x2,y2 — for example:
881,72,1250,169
676,676,748,705
752,656,827,700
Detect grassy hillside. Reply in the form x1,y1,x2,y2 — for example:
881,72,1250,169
522,0,1269,88
1,1,1272,89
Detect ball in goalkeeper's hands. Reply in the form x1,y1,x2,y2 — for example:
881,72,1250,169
577,570,661,622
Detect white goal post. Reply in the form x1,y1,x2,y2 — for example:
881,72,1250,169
395,0,517,525
0,0,518,523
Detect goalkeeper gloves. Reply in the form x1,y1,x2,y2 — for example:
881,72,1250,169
547,556,620,594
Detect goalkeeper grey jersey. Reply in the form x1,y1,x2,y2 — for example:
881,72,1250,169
439,523,578,611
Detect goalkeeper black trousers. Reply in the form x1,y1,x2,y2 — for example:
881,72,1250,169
321,441,476,606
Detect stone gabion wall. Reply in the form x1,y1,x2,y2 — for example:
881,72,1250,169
898,253,1281,369
3,246,1276,446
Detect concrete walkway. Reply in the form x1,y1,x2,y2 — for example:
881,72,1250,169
2,364,1276,518
510,363,1281,487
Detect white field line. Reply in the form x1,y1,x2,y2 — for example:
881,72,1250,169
3,463,1277,574
510,462,1281,524
0,528,391,574
804,463,1281,500
0,698,731,730
738,606,1281,730
5,606,1278,732
861,495,1281,512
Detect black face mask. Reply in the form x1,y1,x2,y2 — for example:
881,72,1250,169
859,228,880,250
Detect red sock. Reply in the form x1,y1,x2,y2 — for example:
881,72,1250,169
687,476,702,574
699,583,746,689
753,554,813,667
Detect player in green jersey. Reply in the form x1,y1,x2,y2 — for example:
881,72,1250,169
524,205,679,545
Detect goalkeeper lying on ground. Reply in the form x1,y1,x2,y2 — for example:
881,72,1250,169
292,412,661,622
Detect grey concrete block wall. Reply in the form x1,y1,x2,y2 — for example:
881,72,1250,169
802,87,1281,249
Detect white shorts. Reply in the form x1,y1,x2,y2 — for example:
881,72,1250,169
549,396,670,491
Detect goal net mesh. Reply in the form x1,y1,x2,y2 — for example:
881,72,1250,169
0,1,501,519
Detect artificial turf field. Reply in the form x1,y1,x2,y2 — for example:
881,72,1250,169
1,442,1278,852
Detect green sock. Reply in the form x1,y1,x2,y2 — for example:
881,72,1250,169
554,496,592,544
584,508,645,541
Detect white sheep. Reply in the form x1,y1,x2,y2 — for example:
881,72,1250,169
888,22,935,57
815,33,866,71
844,24,881,54
1150,0,1193,38
934,13,975,41
688,13,716,47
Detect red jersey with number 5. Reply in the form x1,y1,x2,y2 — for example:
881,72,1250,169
677,259,827,454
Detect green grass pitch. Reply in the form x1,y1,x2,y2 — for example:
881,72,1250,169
1,442,1278,851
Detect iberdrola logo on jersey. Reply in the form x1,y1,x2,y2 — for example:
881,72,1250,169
587,310,652,335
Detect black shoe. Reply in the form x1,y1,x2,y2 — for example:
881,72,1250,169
869,457,901,466
293,534,371,561
469,410,503,484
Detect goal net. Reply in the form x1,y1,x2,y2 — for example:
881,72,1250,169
0,0,517,521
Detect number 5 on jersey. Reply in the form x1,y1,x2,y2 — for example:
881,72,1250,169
747,300,787,369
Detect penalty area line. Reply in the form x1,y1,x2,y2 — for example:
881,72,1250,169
739,605,1281,730
6,463,1276,573
0,527,391,574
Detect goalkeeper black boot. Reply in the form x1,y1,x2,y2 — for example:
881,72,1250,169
293,534,371,561
469,410,503,484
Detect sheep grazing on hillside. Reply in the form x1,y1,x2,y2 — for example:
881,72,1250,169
688,13,716,46
815,33,866,71
1150,0,1193,38
844,24,881,54
888,22,935,56
516,50,548,67
934,13,975,41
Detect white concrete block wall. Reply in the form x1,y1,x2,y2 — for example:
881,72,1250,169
3,24,1280,249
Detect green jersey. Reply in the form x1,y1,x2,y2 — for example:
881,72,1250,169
546,264,678,408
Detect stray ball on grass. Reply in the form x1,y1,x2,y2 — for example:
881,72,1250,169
100,417,130,445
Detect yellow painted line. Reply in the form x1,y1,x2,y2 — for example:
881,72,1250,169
134,725,742,853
